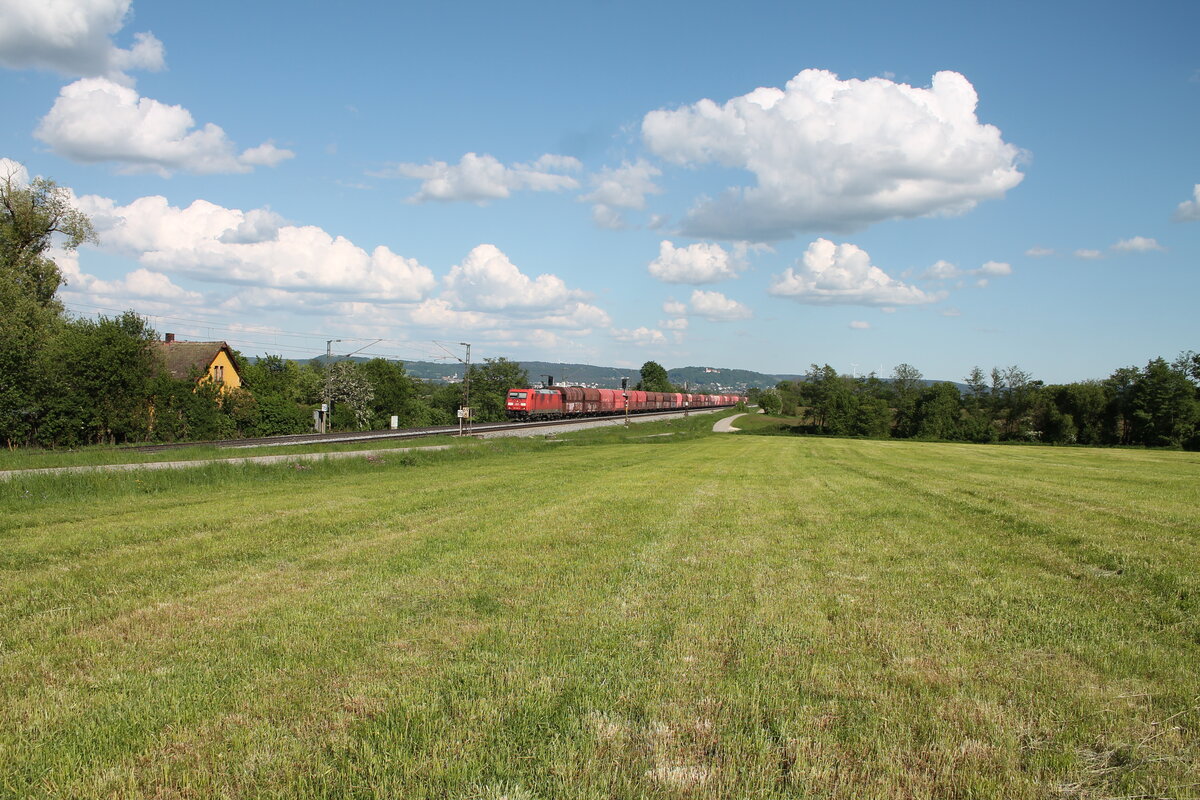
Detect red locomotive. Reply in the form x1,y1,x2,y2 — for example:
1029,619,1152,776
505,386,746,420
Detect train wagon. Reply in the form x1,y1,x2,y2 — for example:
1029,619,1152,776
506,386,747,420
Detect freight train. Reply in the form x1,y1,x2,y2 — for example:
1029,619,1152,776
505,386,746,420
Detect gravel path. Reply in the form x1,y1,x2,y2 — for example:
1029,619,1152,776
0,446,454,481
1,408,726,480
712,413,747,433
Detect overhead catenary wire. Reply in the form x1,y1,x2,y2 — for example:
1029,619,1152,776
61,301,454,364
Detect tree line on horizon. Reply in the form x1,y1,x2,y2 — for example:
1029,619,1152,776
3,171,1197,450
751,357,1200,450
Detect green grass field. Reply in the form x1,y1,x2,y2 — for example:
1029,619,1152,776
3,424,1198,799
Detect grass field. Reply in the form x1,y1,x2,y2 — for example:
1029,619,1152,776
3,423,1198,799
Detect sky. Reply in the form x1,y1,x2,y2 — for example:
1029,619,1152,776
1,0,1197,383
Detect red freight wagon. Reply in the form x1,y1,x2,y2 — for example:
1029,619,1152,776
506,384,747,421
559,386,584,416
597,389,622,414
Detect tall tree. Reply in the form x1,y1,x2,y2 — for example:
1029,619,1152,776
1,166,96,307
0,166,97,447
889,363,923,437
912,382,963,440
1129,357,1198,448
326,361,375,430
466,357,529,422
636,361,673,393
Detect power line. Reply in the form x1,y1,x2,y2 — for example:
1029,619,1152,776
61,301,451,363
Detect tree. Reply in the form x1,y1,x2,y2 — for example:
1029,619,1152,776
636,360,673,393
800,364,854,434
757,388,783,416
1,165,96,307
1,166,97,447
1103,366,1140,445
465,357,529,422
361,358,428,428
850,395,892,438
889,363,923,437
990,365,1039,440
911,382,962,440
1128,357,1198,448
326,361,375,430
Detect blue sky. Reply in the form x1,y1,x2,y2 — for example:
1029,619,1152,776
1,0,1196,382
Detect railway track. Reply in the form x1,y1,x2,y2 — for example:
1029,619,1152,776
127,407,727,454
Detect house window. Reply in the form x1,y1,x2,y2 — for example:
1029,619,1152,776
214,365,224,383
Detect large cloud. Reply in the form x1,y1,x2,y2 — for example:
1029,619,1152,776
376,152,581,203
647,240,742,284
442,244,585,311
75,193,436,301
36,78,293,175
0,0,163,81
769,238,940,306
643,70,1024,240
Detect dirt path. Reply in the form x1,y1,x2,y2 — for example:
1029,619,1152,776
0,446,453,482
712,414,747,433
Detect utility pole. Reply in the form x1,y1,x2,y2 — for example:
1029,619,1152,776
621,377,629,427
461,342,471,434
320,339,344,433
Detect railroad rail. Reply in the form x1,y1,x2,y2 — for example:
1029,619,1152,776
125,407,725,454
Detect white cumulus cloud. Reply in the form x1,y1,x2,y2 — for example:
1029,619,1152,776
611,326,667,346
36,78,294,175
921,260,960,280
74,193,436,301
977,260,1012,276
1025,246,1055,257
662,299,687,316
922,258,1010,283
643,69,1024,240
1111,236,1165,252
1174,184,1200,222
442,244,584,312
687,289,752,321
379,152,581,203
769,238,940,306
580,159,662,228
581,159,662,209
647,240,742,284
0,0,164,81
1074,249,1103,259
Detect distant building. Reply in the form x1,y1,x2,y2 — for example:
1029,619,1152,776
155,333,243,392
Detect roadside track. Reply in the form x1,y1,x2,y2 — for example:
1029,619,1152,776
0,408,727,481
129,407,728,453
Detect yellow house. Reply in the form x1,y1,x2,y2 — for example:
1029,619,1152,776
155,333,243,391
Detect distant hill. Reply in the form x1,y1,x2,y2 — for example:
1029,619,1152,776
667,366,781,391
290,355,961,391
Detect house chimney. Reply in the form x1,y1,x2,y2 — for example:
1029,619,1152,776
165,333,175,343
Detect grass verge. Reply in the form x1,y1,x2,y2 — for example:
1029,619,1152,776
3,434,1198,798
